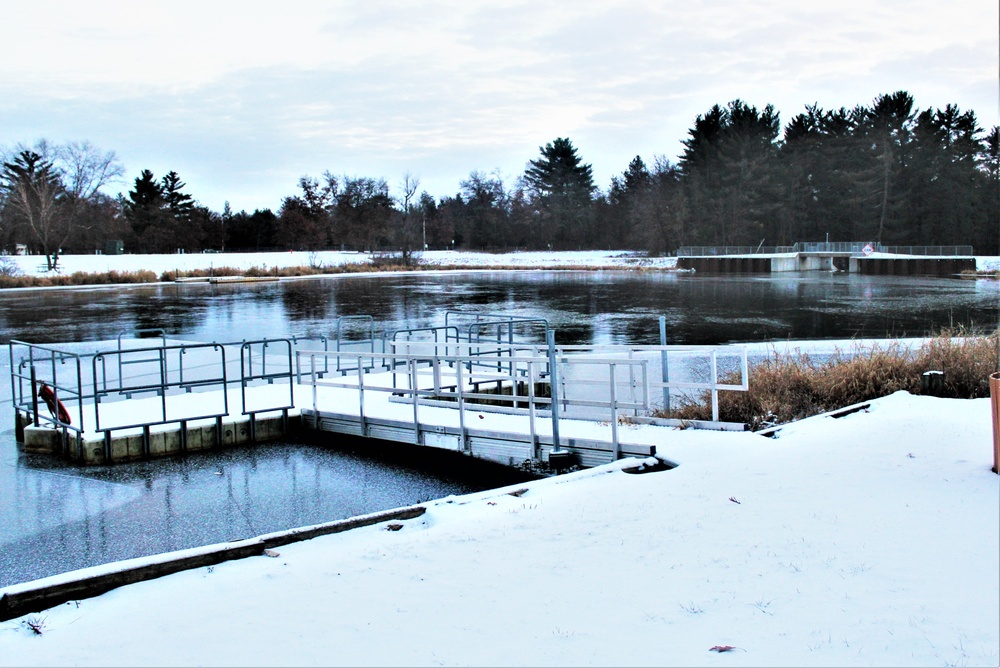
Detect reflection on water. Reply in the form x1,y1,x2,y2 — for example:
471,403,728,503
0,271,996,346
0,437,529,588
0,270,996,587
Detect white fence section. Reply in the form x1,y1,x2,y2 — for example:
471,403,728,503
295,341,749,460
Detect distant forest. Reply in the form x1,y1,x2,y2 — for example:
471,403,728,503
2,91,998,270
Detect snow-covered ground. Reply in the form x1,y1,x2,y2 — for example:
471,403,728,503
0,389,997,667
4,249,678,278
0,250,998,667
4,249,998,279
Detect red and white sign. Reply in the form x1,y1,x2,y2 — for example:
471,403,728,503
862,243,874,256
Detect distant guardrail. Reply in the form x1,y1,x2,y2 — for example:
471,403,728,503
877,245,974,256
676,246,794,256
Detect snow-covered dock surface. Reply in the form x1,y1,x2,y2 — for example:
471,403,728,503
1,389,996,667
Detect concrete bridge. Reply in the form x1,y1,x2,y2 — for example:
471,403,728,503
676,242,976,276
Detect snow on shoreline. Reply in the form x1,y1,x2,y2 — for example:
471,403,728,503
0,250,997,667
4,249,678,278
1,390,997,666
5,249,999,279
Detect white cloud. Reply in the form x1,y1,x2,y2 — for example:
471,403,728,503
1,0,997,211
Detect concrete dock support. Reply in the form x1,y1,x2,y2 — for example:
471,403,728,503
19,413,299,465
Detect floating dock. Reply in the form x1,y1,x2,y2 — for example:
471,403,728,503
11,315,750,470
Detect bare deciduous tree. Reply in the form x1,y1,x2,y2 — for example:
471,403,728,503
0,140,124,269
1,150,65,270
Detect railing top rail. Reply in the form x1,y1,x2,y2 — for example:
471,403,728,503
240,337,294,348
464,317,550,330
387,325,461,340
93,341,228,358
118,328,166,343
9,340,88,358
386,340,745,354
677,246,794,256
521,343,748,355
296,348,733,367
298,349,553,364
444,310,553,326
291,332,328,341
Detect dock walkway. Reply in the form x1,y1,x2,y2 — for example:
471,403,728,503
12,316,750,469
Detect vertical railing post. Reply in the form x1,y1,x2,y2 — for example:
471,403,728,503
659,316,670,413
159,352,168,424
710,350,719,422
507,320,514,376
547,329,562,453
357,359,366,433
158,345,167,396
75,356,84,435
640,359,650,413
30,365,39,427
609,363,620,460
409,357,420,443
310,354,318,421
456,359,467,452
528,359,537,460
627,348,637,416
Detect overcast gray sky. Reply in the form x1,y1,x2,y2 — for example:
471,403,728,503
2,0,997,213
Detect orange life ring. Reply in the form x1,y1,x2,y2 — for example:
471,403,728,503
38,383,71,425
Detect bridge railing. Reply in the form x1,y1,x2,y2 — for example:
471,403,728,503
879,245,974,256
677,246,794,256
679,242,975,257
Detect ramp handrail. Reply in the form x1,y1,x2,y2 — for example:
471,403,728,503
296,342,748,458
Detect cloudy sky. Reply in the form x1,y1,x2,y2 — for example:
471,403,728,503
2,0,997,213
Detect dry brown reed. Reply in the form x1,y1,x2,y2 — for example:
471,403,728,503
1,259,678,288
662,328,1000,430
0,269,159,289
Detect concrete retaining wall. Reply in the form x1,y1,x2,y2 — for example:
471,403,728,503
850,257,975,276
0,505,426,622
20,413,299,465
676,257,772,273
678,254,975,276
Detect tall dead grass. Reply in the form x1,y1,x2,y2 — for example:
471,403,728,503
663,329,1000,430
0,270,159,288
0,260,678,288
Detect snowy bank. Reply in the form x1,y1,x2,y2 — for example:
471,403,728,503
3,250,677,278
0,390,996,667
6,249,998,280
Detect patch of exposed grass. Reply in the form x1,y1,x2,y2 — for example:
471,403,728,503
661,328,1000,430
961,268,1000,280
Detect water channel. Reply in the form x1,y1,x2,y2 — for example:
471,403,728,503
1,270,997,587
